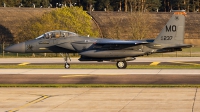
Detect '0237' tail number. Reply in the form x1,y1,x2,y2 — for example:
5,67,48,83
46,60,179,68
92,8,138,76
161,36,173,40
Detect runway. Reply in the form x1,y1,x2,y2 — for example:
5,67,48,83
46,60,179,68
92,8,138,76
0,69,200,84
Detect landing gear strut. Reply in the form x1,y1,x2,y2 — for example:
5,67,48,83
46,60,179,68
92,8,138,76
116,61,127,69
60,53,71,69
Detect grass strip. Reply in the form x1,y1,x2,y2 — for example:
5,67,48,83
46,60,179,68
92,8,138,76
1,64,200,69
0,84,200,88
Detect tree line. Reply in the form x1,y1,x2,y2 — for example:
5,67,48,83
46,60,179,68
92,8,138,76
1,0,200,12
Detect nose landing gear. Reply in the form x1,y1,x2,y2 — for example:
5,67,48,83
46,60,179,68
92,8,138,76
60,53,71,69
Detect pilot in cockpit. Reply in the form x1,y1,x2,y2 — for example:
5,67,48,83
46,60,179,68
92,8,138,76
44,33,47,39
49,33,52,38
44,33,53,39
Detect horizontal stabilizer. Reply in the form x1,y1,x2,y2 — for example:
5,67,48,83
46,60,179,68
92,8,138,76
163,44,192,49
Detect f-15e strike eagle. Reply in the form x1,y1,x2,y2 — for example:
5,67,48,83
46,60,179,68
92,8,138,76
5,10,192,69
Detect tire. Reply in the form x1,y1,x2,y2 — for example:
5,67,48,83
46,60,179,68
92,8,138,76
116,61,127,69
64,63,70,69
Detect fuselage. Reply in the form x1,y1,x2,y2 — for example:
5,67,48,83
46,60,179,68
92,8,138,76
5,35,182,59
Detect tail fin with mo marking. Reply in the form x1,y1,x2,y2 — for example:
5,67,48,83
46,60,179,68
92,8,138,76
153,10,186,45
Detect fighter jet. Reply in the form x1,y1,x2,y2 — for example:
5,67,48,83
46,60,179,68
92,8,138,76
5,10,192,69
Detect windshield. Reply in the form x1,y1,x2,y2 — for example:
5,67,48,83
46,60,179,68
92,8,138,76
35,30,78,39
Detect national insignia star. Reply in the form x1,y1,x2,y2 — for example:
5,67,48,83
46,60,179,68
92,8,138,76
26,45,33,50
175,16,179,20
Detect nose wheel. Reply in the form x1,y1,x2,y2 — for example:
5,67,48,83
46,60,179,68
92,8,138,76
65,63,70,69
116,61,127,69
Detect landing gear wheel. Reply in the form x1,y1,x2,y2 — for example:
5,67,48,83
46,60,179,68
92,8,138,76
116,61,127,69
65,63,70,69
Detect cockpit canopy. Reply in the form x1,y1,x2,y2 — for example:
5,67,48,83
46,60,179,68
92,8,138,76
35,30,78,39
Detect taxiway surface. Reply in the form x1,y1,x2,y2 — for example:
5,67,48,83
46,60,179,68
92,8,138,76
0,88,199,112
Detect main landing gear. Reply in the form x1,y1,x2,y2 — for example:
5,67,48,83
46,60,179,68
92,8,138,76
60,53,71,69
116,61,127,69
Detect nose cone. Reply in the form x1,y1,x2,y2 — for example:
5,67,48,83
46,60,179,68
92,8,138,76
4,42,25,53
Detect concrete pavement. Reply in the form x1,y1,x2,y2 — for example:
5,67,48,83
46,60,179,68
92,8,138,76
0,88,198,112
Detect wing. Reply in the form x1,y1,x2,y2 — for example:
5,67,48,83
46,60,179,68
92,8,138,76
93,39,150,50
95,39,149,45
